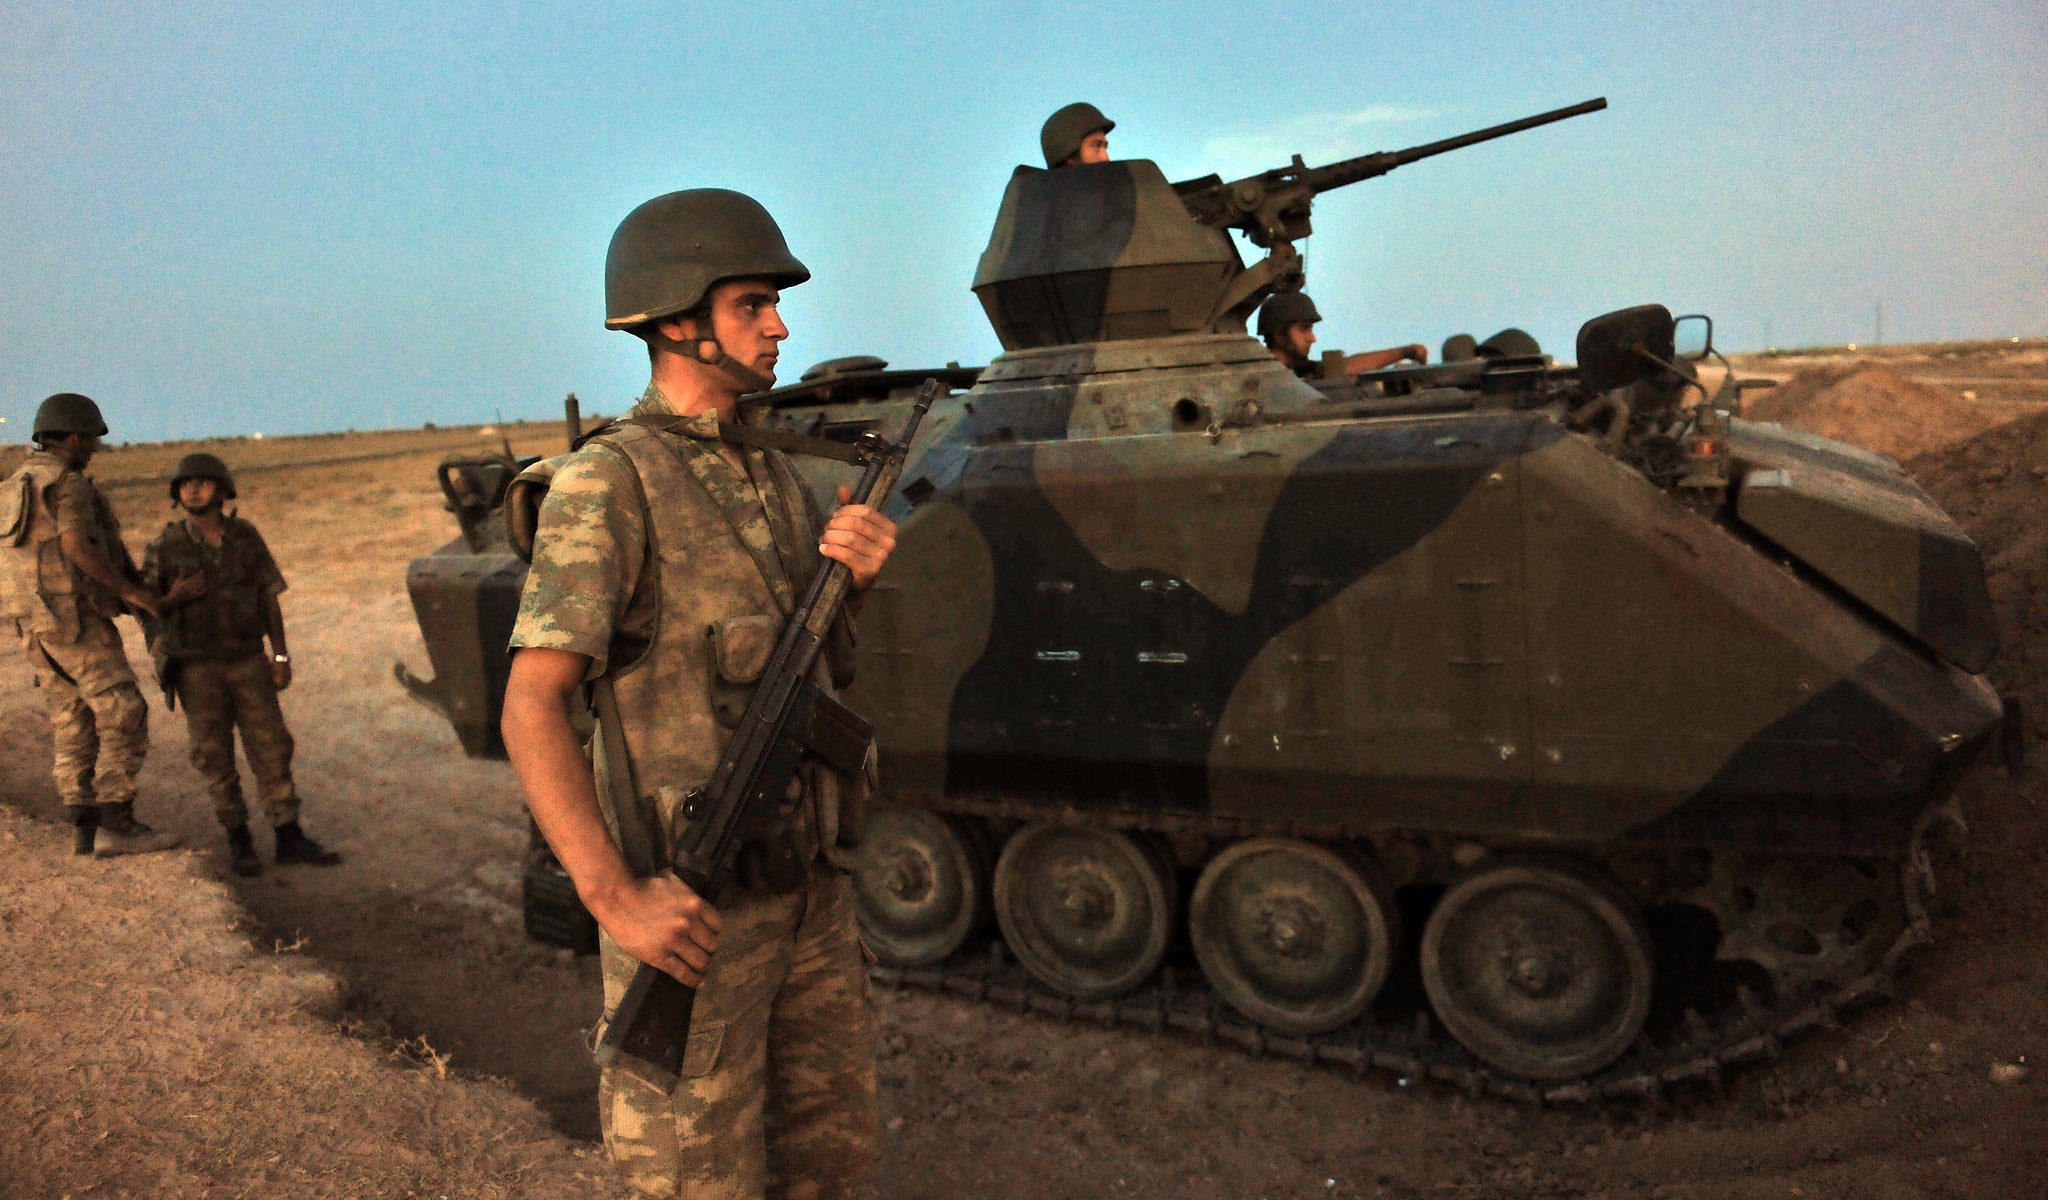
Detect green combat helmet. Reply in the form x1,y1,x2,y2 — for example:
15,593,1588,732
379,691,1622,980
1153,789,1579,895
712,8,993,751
1441,333,1479,362
1476,327,1541,358
1255,291,1322,341
603,188,810,394
1040,102,1114,168
169,452,236,500
33,392,109,443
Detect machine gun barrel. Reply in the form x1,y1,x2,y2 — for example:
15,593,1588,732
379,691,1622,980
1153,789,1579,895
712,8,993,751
1304,97,1607,194
1179,97,1607,246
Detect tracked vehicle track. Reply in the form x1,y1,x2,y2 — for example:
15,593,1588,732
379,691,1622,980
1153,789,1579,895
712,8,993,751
869,809,1952,1106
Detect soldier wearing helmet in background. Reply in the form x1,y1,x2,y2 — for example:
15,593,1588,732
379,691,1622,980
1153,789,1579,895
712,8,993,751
0,394,182,857
1257,292,1429,377
1042,101,1114,167
1441,332,1480,362
501,189,893,1199
1439,328,1543,362
1475,327,1542,359
142,452,340,877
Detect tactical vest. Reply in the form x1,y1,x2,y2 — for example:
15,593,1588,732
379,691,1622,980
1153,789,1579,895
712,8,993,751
0,453,117,643
584,423,851,893
148,517,273,660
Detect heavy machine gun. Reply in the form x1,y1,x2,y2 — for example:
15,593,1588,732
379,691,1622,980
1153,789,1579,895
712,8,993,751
1175,97,1608,248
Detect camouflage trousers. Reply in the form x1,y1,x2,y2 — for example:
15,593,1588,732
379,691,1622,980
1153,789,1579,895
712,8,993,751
598,869,878,1200
177,651,300,829
24,616,148,809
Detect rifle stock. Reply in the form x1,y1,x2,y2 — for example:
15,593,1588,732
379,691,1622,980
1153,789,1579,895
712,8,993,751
591,378,940,1089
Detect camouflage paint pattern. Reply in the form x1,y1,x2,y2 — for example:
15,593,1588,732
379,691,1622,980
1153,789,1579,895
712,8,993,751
177,650,301,829
597,871,876,1200
974,160,1241,349
29,616,148,809
749,327,2004,865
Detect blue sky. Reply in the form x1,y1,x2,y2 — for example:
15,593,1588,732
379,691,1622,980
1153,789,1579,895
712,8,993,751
3,1,2043,440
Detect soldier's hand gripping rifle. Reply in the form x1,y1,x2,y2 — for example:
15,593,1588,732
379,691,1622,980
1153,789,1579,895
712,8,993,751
592,378,939,1087
1175,97,1608,248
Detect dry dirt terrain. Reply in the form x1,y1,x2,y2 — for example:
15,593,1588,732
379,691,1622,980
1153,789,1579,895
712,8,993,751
4,343,2046,1199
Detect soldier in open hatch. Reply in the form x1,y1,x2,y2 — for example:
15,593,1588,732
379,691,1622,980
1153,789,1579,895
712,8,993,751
1257,291,1428,377
1041,101,1113,167
142,452,340,877
0,393,182,857
501,189,896,1199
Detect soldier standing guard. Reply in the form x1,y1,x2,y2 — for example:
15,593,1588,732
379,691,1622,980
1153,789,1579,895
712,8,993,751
142,452,340,877
501,189,897,1199
0,394,181,857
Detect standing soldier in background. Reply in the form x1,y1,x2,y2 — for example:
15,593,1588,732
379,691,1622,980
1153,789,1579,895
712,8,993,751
502,189,895,1199
142,452,340,877
0,393,181,857
1042,101,1113,167
1257,292,1428,377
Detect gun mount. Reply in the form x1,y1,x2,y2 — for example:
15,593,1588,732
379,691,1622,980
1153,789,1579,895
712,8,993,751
973,98,1606,349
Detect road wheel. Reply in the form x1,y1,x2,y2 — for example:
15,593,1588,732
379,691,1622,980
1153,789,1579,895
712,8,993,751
993,822,1177,999
1190,838,1398,1035
1420,859,1653,1079
853,809,990,967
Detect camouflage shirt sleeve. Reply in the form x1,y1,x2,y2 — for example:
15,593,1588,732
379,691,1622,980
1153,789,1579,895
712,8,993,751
243,523,288,596
509,444,646,678
50,472,97,538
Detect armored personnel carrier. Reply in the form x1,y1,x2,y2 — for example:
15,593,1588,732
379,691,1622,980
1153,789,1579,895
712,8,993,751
399,101,2016,1100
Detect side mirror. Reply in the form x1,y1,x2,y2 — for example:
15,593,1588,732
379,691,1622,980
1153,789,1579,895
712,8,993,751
1575,304,1675,393
1674,314,1713,360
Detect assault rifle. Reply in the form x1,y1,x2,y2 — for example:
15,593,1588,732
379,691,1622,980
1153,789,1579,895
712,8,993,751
592,377,939,1086
1175,97,1607,247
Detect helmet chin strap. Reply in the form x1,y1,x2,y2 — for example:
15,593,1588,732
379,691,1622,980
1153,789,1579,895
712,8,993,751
691,336,776,396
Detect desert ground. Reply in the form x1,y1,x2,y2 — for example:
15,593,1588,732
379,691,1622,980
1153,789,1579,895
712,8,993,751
2,340,2044,1199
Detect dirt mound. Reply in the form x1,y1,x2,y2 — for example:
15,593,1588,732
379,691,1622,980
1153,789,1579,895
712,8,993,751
0,809,629,1200
1744,365,2014,460
1908,407,2048,738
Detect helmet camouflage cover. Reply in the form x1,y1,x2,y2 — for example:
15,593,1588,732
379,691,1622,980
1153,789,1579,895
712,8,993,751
1256,291,1323,341
32,392,109,442
169,451,236,500
1040,102,1115,168
604,189,810,330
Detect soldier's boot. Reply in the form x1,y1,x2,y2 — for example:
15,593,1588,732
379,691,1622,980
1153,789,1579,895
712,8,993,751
93,802,182,857
226,825,264,877
274,821,342,867
66,805,99,857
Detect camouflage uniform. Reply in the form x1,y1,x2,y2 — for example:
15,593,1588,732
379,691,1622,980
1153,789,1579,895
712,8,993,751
141,517,300,830
512,384,877,1200
1,450,149,811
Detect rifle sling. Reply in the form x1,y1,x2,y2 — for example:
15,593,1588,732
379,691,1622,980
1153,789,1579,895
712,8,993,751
591,676,660,878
